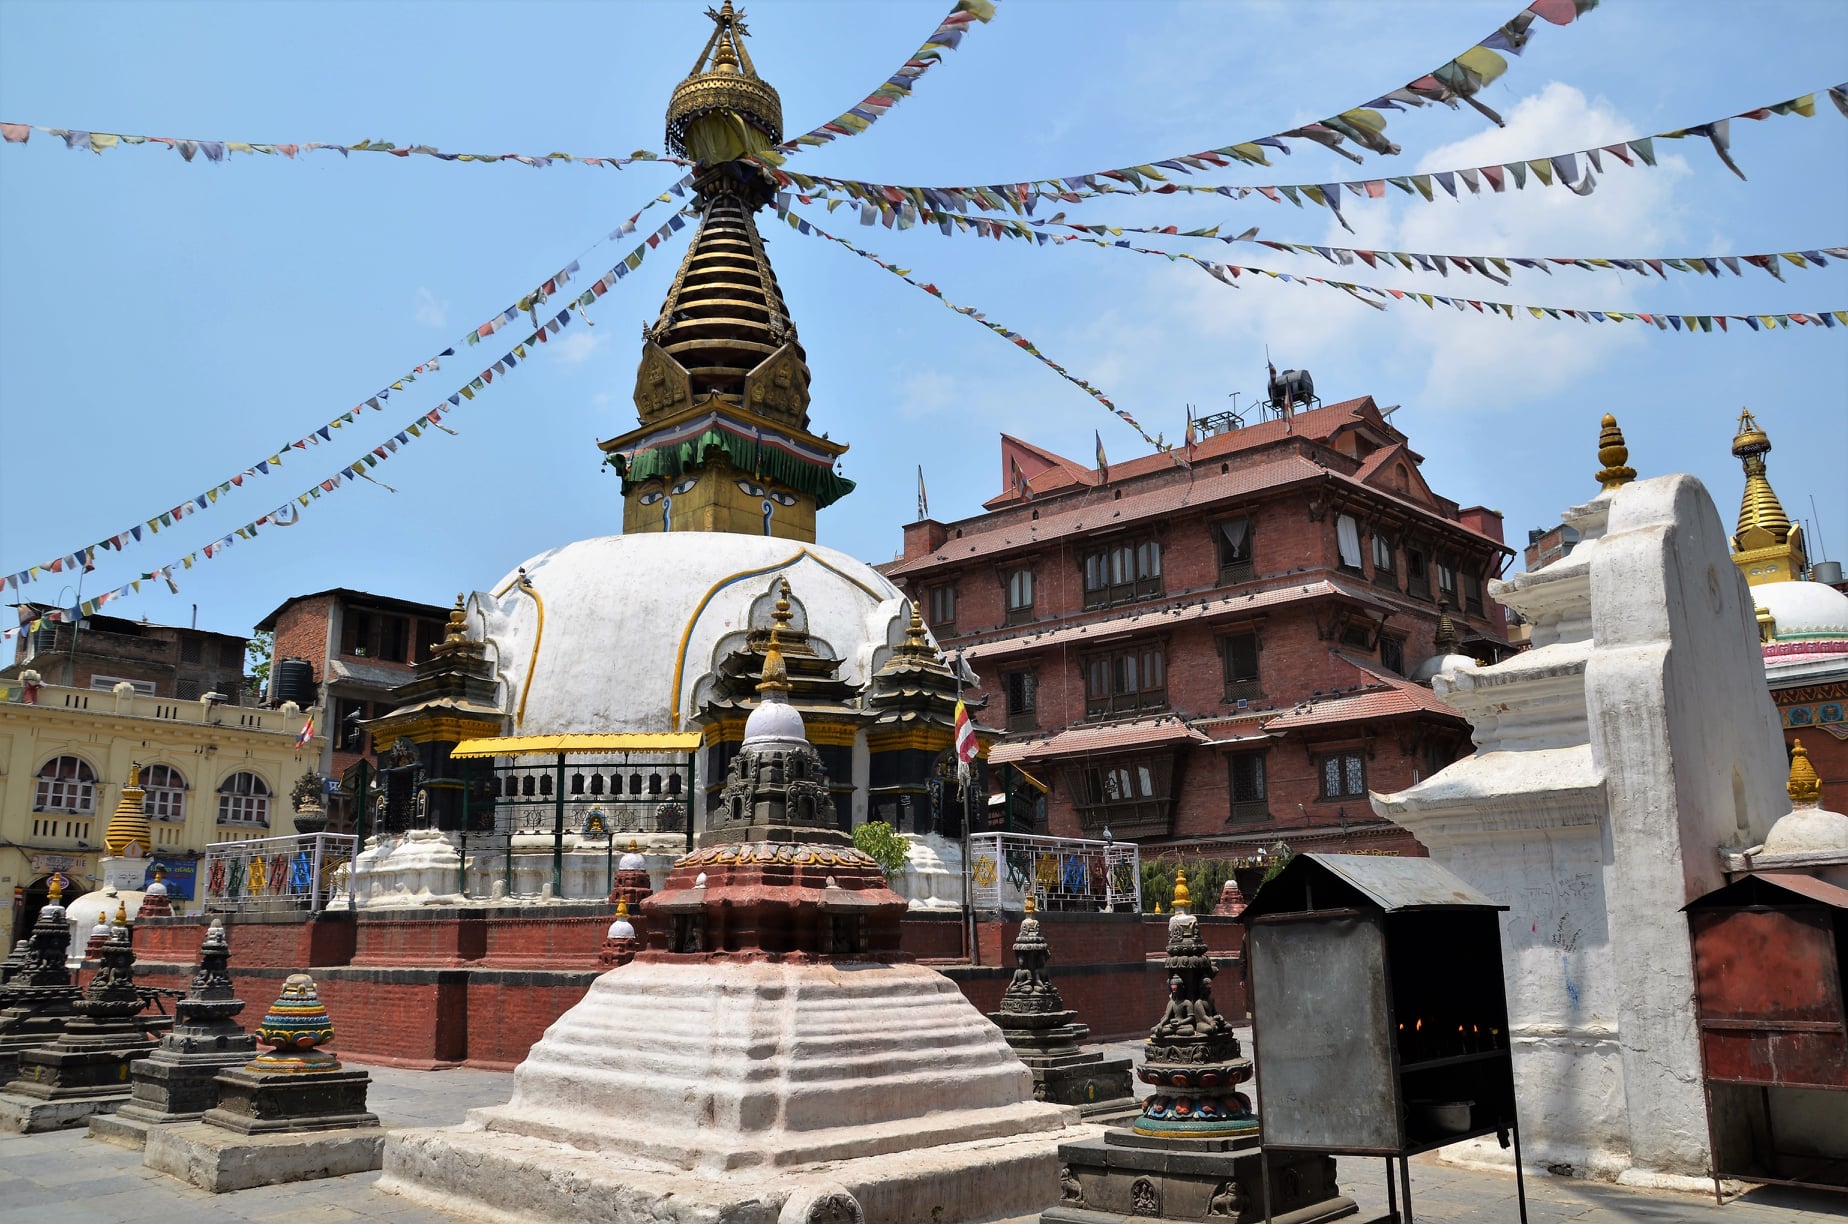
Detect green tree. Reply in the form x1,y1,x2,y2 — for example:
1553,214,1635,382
246,629,274,688
852,820,911,881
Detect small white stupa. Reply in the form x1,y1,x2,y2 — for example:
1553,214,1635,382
63,765,155,963
1726,741,1848,886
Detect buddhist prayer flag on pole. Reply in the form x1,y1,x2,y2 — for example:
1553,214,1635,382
1095,430,1110,483
917,465,929,520
953,699,977,780
295,715,314,747
1010,455,1032,501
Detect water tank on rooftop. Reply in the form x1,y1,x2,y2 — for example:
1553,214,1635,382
274,657,316,708
1267,367,1315,412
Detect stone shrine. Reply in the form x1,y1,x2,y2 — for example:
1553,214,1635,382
378,574,1081,1223
63,766,160,959
0,939,27,985
987,892,1136,1121
608,839,656,907
98,918,258,1143
0,876,83,1083
597,897,644,968
1371,414,1791,1185
1044,872,1354,1224
202,973,377,1134
0,902,159,1132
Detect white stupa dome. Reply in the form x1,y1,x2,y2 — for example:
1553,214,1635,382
617,847,648,872
470,533,914,735
743,696,806,743
1763,806,1848,856
606,913,637,940
1412,651,1476,685
1755,580,1848,641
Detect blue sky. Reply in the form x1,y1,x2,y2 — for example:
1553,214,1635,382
2,0,1844,642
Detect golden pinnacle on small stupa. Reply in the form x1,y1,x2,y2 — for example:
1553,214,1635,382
114,899,129,926
628,839,642,853
1172,867,1192,914
757,578,794,696
1788,739,1823,806
1595,413,1637,492
1023,891,1037,915
616,896,631,917
48,874,63,903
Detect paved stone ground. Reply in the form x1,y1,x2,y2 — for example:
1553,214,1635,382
1,1049,1840,1224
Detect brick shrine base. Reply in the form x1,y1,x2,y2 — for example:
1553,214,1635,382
128,907,1245,1071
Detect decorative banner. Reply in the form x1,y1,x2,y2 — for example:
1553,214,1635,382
756,0,1597,186
761,0,997,162
763,85,1844,231
0,180,694,595
0,123,690,170
774,206,1187,463
2,215,693,609
885,204,1847,287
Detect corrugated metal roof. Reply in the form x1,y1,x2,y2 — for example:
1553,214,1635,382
1286,853,1506,912
1684,871,1848,911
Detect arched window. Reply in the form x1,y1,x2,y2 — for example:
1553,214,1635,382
142,764,187,822
216,772,271,825
33,756,96,814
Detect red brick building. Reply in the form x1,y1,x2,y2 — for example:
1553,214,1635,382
886,395,1514,865
5,606,249,702
253,588,450,829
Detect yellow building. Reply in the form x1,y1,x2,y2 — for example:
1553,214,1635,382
0,674,323,945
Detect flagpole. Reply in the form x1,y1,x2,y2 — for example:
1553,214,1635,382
954,649,978,968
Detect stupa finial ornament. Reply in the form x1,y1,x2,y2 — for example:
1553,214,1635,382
758,579,795,697
1595,413,1636,492
1728,407,1806,584
1171,867,1192,914
104,762,153,858
666,0,782,161
1434,600,1460,653
1788,739,1823,806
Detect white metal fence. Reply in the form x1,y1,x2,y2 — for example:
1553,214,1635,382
968,832,1141,913
201,832,356,912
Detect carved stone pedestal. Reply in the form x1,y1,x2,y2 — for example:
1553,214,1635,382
1045,1131,1356,1224
204,1064,378,1135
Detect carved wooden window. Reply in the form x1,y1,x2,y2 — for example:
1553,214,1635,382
1082,537,1162,609
1404,546,1429,600
33,755,96,815
1436,558,1458,607
1317,752,1367,800
1221,631,1261,701
1227,752,1268,823
1084,643,1167,718
1461,568,1484,616
1216,517,1254,585
927,584,957,636
1062,753,1177,838
1380,635,1406,677
1371,532,1397,589
1004,567,1035,625
1335,514,1364,572
1004,670,1037,732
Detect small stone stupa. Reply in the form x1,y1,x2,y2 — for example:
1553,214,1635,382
0,875,82,1084
381,576,1079,1223
597,897,643,968
0,939,28,986
65,768,158,960
1044,870,1354,1223
1736,740,1848,886
1,901,159,1132
987,893,1136,1121
202,973,377,1134
101,918,258,1141
608,839,655,909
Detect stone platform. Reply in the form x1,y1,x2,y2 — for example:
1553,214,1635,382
1044,1130,1358,1224
143,1120,386,1192
0,1089,125,1133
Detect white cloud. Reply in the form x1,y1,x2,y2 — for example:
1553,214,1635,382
413,287,448,328
548,331,607,365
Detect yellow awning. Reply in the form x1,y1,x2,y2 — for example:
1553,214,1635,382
450,733,704,758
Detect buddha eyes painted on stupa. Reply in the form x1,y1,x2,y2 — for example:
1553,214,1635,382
638,486,664,506
671,478,698,496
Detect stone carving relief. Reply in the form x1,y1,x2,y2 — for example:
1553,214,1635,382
778,1185,863,1224
1131,1177,1161,1214
634,340,691,418
745,344,810,421
1208,1179,1245,1216
1059,1164,1084,1204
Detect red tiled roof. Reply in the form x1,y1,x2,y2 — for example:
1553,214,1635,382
1258,652,1464,731
890,453,1331,577
988,716,1205,763
961,578,1393,663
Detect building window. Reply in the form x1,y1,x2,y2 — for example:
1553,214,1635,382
378,615,409,663
1405,547,1429,599
1372,533,1397,588
1461,569,1484,615
1082,537,1162,609
342,610,374,658
1318,751,1367,800
1336,514,1364,572
220,641,245,669
1060,753,1177,837
927,585,957,635
1221,631,1261,701
1084,643,1167,718
180,637,203,664
1436,558,1457,607
142,764,187,822
1380,636,1406,676
1005,568,1035,625
176,678,203,700
33,756,97,814
1004,670,1037,732
90,674,156,696
217,772,271,825
1227,752,1268,822
1216,518,1254,585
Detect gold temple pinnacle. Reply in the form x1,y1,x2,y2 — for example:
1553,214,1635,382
1787,739,1822,806
1595,414,1636,492
1172,867,1192,914
1023,891,1037,915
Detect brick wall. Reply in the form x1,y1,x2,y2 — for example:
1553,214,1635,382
268,595,336,686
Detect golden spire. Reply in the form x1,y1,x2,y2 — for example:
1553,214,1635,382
114,899,129,926
628,839,641,853
104,763,153,859
616,896,631,918
665,1,783,162
438,595,469,651
48,874,63,904
757,577,794,696
1788,739,1822,806
1595,414,1636,492
1172,867,1192,914
1433,601,1460,653
1023,891,1037,915
1729,408,1807,587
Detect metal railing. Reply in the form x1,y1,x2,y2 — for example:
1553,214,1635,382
202,832,355,912
968,831,1141,913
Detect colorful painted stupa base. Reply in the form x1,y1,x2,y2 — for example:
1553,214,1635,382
201,973,377,1135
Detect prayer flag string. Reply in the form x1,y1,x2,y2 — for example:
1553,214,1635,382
0,209,694,602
